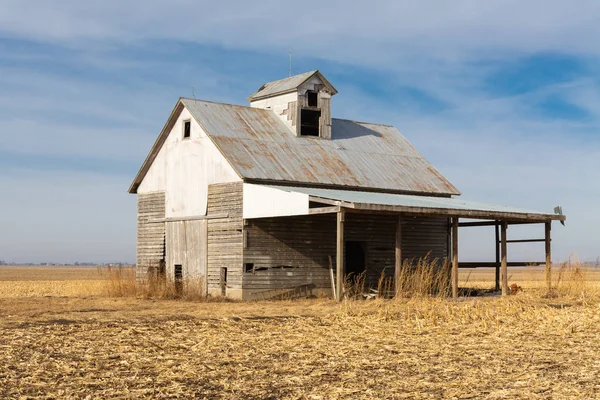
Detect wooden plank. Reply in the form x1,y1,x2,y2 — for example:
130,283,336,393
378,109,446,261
459,220,540,227
501,222,508,296
545,222,552,293
495,222,500,291
308,206,340,215
504,238,546,244
149,213,228,223
395,216,402,296
458,262,544,268
351,202,565,222
451,217,458,298
336,209,345,301
329,255,336,300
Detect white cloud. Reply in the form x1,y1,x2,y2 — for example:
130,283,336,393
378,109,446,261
2,0,600,61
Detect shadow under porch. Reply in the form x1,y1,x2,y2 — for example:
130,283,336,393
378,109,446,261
241,212,449,299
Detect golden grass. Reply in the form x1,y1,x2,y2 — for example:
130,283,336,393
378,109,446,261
1,263,600,398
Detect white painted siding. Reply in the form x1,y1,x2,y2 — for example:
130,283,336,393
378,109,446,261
250,92,297,131
243,183,309,219
298,75,326,95
138,107,241,218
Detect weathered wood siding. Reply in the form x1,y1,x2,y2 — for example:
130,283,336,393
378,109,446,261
243,214,336,291
166,220,208,292
243,213,449,293
402,216,449,261
136,192,166,281
207,182,244,295
318,95,332,139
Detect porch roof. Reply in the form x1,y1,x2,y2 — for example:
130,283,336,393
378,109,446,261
262,185,565,223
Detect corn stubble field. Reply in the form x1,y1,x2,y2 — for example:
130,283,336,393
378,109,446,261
2,263,600,399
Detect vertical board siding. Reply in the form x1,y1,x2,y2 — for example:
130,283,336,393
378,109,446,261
207,182,244,291
186,220,208,280
319,96,332,139
243,213,449,293
166,220,208,294
166,221,186,272
136,192,166,281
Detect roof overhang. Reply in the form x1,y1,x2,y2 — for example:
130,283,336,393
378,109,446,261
244,184,566,223
128,100,185,194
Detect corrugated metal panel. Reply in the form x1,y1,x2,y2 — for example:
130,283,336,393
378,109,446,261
247,71,317,101
183,98,460,196
263,185,559,219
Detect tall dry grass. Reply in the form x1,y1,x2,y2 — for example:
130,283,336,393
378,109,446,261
395,257,452,298
100,266,211,301
551,255,598,302
343,255,600,304
344,257,452,300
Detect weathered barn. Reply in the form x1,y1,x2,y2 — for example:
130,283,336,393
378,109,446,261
129,70,566,300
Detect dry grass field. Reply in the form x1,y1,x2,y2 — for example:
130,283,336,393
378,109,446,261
2,264,600,399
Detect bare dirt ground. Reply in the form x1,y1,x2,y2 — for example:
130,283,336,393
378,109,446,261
1,266,600,399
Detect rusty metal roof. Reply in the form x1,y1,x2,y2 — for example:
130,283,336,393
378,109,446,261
182,98,460,196
247,70,338,101
260,185,565,222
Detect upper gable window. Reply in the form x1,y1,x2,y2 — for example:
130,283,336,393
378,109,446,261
183,120,191,139
300,109,321,136
307,91,318,107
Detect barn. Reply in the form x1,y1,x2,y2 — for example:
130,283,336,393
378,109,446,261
128,70,566,300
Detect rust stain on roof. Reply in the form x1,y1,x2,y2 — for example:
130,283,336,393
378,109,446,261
181,98,460,196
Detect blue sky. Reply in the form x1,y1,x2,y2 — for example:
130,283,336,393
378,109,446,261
0,1,599,264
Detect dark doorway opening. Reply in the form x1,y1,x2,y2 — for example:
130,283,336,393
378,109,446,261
220,267,228,296
345,241,366,278
174,264,183,295
300,109,321,136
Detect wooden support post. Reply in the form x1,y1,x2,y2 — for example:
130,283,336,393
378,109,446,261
395,216,402,296
501,221,508,296
545,221,552,293
451,217,459,298
495,221,500,291
336,209,345,301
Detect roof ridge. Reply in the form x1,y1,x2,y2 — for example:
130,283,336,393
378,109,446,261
247,70,335,101
180,97,255,110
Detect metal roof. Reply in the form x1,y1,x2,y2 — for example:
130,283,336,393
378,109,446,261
247,70,338,101
264,185,565,222
182,98,460,196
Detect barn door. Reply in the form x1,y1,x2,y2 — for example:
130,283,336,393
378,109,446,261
166,220,208,295
185,220,208,294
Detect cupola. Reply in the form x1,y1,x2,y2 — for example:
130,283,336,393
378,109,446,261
247,70,338,139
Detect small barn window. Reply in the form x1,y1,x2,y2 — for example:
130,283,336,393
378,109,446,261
245,263,254,273
183,120,191,139
307,91,318,107
300,109,321,136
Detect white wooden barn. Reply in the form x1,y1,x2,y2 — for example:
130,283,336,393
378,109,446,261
129,70,565,300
